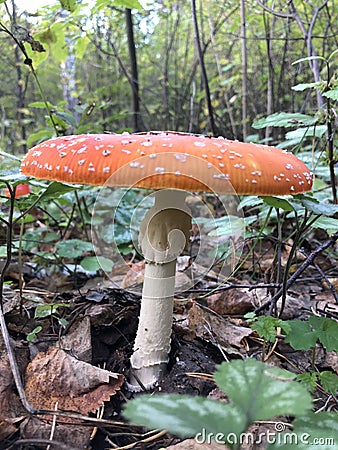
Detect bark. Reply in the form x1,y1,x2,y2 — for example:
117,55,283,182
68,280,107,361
125,8,141,131
240,0,248,140
191,0,216,135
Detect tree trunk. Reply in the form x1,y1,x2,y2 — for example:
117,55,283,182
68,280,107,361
240,0,248,141
125,8,141,131
191,0,216,135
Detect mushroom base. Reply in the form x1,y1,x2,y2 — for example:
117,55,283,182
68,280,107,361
127,189,192,391
128,260,176,391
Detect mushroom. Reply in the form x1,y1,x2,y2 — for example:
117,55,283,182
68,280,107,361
4,183,31,198
21,131,313,390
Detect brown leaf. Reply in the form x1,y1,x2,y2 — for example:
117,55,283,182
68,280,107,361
25,347,124,415
60,316,92,362
207,288,253,315
20,415,91,448
188,302,252,350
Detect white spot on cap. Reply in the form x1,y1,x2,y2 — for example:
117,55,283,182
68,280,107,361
155,167,165,173
286,163,294,170
77,146,87,154
32,150,42,157
102,149,111,156
149,154,157,159
141,140,153,147
194,141,206,147
122,149,132,155
213,173,230,180
103,166,110,173
78,159,86,166
130,161,141,168
175,153,188,162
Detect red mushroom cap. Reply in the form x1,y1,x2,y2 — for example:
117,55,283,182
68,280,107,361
21,132,313,195
4,183,31,198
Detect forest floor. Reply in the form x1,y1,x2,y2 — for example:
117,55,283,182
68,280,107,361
0,229,337,450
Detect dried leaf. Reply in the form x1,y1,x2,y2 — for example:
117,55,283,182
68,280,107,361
188,302,252,349
207,288,253,315
60,316,92,362
25,347,124,415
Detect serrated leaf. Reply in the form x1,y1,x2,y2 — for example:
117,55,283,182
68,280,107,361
124,394,246,439
296,372,318,393
309,316,338,351
214,360,312,424
318,371,338,395
284,320,317,350
268,412,338,449
260,196,295,212
252,113,317,129
250,316,290,343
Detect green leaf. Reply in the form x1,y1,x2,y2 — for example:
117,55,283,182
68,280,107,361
292,56,326,64
26,326,43,342
268,412,338,449
284,317,338,352
284,125,327,141
214,360,312,424
310,216,338,234
296,372,318,393
323,88,338,101
56,239,93,258
260,196,295,212
55,111,78,128
80,256,114,272
318,371,338,395
284,320,317,350
252,113,317,129
250,316,290,343
38,182,79,200
309,316,338,351
59,0,77,11
124,394,246,440
301,199,338,217
28,101,54,109
292,82,322,91
26,129,54,148
35,303,69,318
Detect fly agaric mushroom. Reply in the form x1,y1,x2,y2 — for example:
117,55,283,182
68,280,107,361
4,183,31,198
21,131,313,390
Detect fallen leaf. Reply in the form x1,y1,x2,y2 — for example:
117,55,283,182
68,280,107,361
188,302,252,350
25,347,124,415
60,316,92,362
206,288,253,315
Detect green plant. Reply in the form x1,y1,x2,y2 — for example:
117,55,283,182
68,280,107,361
246,314,338,396
123,359,338,450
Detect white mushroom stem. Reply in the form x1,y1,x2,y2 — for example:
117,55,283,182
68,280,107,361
128,189,191,391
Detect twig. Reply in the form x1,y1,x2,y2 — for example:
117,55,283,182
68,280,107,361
255,231,338,313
